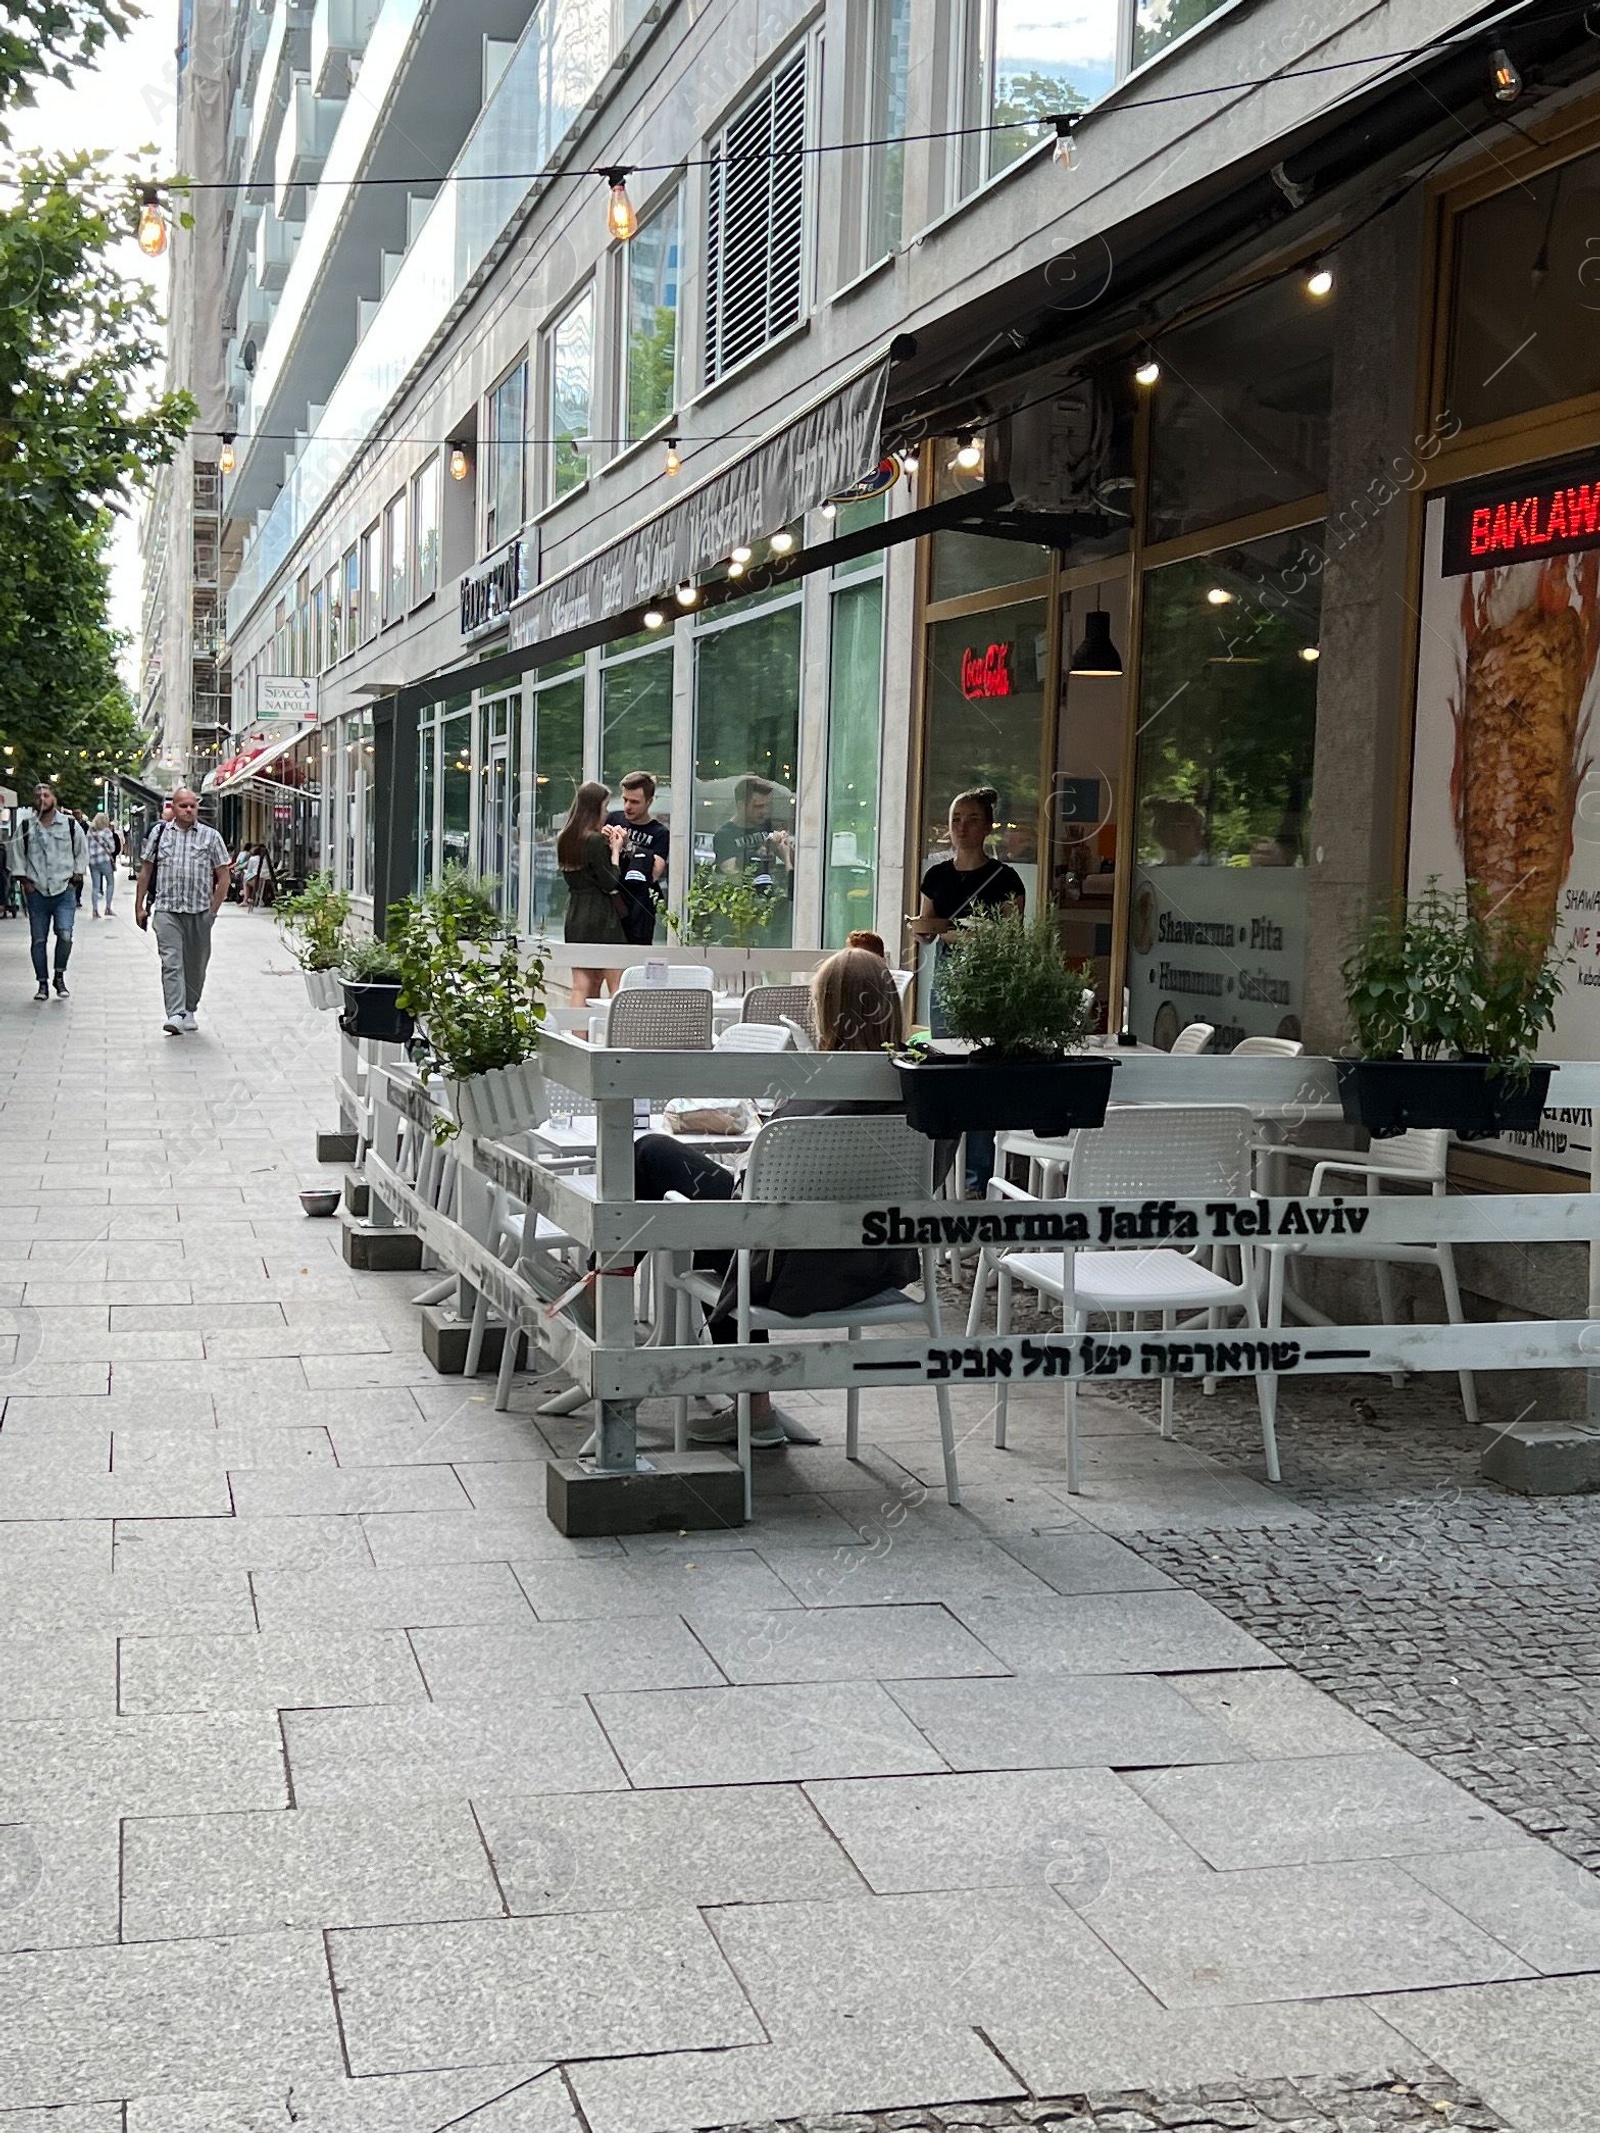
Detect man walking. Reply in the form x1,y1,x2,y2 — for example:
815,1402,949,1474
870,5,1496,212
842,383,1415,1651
134,788,231,1035
10,783,88,1000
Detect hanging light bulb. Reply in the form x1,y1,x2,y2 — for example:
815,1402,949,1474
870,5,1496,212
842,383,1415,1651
1304,263,1333,299
664,437,681,477
1489,46,1522,102
218,433,236,475
770,528,796,555
1134,356,1161,388
731,545,752,564
603,168,638,242
899,449,919,479
643,606,666,629
1299,645,1321,663
1206,586,1235,606
675,579,699,607
728,557,746,577
820,501,837,521
1050,114,1079,170
136,188,168,258
449,445,470,481
954,432,984,472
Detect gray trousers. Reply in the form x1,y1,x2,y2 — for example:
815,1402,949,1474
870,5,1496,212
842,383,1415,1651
152,908,215,1016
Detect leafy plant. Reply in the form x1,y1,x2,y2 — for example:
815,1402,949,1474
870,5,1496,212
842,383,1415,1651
389,881,546,1113
931,906,1096,1060
276,872,350,972
341,935,403,983
1342,880,1564,1068
670,865,778,947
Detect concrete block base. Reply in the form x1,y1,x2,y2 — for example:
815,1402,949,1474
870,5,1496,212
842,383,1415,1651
341,1219,423,1272
342,1172,370,1218
316,1130,359,1164
420,1302,525,1376
547,1452,745,1536
1481,1423,1600,1496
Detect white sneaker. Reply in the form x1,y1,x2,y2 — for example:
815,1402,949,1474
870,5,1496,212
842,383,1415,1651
162,1015,185,1035
180,1011,198,1031
689,1405,786,1449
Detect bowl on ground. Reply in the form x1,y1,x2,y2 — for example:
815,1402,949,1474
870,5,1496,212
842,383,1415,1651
299,1188,341,1218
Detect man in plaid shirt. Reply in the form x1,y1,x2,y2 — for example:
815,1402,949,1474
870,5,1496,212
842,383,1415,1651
134,789,232,1035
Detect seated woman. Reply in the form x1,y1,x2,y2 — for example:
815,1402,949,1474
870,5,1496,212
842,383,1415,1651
634,946,921,1448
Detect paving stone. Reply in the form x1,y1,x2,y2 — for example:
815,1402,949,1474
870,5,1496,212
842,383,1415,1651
121,1800,503,1939
883,1675,1240,1773
0,1520,110,1576
511,1550,803,1619
360,1507,621,1566
591,1681,950,1787
1376,1974,1600,2133
687,1604,1006,1686
991,1532,1179,1596
282,1698,627,1804
1159,1672,1397,1762
226,1464,470,1516
121,2064,578,2133
0,1633,116,1720
948,1592,1280,1678
0,1567,255,1636
0,1816,119,1951
250,1560,535,1632
328,1410,553,1466
113,1513,371,1574
768,1540,1055,1608
476,1783,864,1914
111,1426,334,1471
1401,1843,1600,1975
327,1905,764,2073
412,1616,726,1699
118,1627,426,1714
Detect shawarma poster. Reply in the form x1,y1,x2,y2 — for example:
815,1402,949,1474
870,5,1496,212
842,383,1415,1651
1408,454,1600,1173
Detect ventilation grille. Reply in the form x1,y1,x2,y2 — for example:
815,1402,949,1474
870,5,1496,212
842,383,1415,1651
704,46,807,387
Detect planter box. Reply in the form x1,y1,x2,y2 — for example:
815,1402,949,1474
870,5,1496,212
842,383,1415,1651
338,981,414,1044
1336,1058,1554,1142
303,967,342,1012
895,1050,1116,1139
448,1056,549,1141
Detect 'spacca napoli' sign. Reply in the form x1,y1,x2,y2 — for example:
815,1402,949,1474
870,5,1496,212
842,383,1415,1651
1442,450,1600,576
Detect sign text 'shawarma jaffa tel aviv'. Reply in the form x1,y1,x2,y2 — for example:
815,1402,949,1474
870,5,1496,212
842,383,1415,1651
860,1199,1374,1247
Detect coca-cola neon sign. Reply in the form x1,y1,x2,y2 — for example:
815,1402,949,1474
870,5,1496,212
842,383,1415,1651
960,642,1013,699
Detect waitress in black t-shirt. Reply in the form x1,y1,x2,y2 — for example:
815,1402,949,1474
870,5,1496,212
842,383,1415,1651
911,786,1024,1194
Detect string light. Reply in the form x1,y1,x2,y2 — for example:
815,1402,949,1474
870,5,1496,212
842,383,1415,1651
674,579,699,607
954,433,984,472
820,501,837,520
728,557,746,576
1299,645,1321,662
664,437,681,476
730,546,752,564
770,529,796,555
1489,46,1522,101
218,434,236,474
1050,115,1079,170
1304,263,1333,298
1206,586,1235,606
603,168,637,242
643,606,666,629
899,450,919,479
449,445,470,481
136,188,167,257
1134,356,1161,387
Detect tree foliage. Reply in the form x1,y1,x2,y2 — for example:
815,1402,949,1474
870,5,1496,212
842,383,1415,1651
0,0,135,140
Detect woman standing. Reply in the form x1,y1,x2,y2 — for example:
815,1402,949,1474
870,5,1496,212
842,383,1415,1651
557,781,628,1008
86,815,120,918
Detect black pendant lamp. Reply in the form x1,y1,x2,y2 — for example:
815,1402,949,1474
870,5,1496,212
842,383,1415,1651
1069,608,1123,676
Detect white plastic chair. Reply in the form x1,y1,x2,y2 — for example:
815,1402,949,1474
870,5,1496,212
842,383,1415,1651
1232,1035,1305,1057
780,1013,816,1052
967,1105,1272,1490
660,1112,960,1516
604,988,713,1049
713,1021,792,1053
741,983,814,1039
1256,1126,1476,1424
1170,1021,1216,1054
619,963,715,990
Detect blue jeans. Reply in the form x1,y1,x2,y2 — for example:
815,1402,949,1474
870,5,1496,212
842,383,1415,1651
89,859,114,912
25,887,75,984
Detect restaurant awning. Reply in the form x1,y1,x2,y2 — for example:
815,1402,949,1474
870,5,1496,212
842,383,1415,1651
201,727,307,796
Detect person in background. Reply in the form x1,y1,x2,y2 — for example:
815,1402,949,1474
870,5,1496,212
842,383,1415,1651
909,785,1026,1197
713,775,792,902
135,788,232,1036
0,818,13,919
240,843,265,908
86,815,120,917
606,771,669,946
557,780,628,1008
846,929,887,958
11,784,88,999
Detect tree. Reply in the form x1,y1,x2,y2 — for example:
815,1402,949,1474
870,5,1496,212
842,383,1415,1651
0,1,136,140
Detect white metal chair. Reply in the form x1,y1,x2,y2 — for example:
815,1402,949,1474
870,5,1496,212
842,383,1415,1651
660,1112,960,1515
604,987,713,1049
1232,1034,1305,1057
1256,1126,1477,1424
780,1013,816,1052
619,962,715,990
741,983,814,1040
1170,1021,1216,1054
967,1105,1273,1490
713,1020,792,1054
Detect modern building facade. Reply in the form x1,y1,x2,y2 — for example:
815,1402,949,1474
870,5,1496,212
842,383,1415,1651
164,0,1600,1231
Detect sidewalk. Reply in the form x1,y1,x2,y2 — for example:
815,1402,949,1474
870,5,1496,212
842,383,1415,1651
0,905,1589,2130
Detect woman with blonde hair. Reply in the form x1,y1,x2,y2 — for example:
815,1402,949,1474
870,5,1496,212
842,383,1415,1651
86,813,121,918
631,947,915,1447
556,780,628,1007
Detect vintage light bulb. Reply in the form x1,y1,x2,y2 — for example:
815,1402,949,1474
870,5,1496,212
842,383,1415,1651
1299,645,1321,662
136,189,167,257
955,432,983,472
664,437,681,476
727,558,745,576
731,545,752,564
1134,356,1161,387
1051,115,1079,169
1490,46,1522,102
604,169,638,242
218,434,236,475
449,445,470,481
1304,264,1333,298
1206,586,1234,606
643,606,666,629
675,579,699,607
770,528,796,555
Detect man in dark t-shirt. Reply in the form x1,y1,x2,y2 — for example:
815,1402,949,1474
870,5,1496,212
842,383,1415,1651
605,770,670,946
713,775,792,901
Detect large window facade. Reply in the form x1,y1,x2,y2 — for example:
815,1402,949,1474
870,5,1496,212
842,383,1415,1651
546,292,593,503
824,500,887,946
484,357,528,550
412,455,441,603
622,189,681,444
692,590,803,947
529,658,584,931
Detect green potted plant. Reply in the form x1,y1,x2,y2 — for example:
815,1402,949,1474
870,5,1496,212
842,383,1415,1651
670,866,779,948
895,906,1114,1137
1339,880,1562,1139
276,872,350,1011
391,882,547,1139
338,934,413,1044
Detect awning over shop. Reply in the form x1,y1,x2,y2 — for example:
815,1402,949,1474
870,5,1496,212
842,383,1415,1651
201,727,307,796
116,773,169,812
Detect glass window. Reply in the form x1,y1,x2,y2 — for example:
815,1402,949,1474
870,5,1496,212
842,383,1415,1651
600,641,673,806
310,579,326,673
864,0,910,261
1133,0,1233,68
960,0,1118,191
359,524,380,643
692,599,802,947
294,574,310,675
342,546,360,652
1055,577,1129,1009
383,492,407,625
548,290,593,502
326,564,342,664
440,704,472,874
417,718,437,890
931,529,1053,602
412,456,441,603
477,691,521,919
1128,526,1323,1049
1447,145,1600,430
1146,277,1332,543
484,358,527,549
921,597,1048,912
530,666,585,932
623,189,680,443
824,575,883,947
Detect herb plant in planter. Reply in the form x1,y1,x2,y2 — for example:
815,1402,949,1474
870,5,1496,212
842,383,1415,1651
670,866,779,948
276,872,350,1011
391,885,547,1141
338,935,413,1044
1339,881,1563,1139
896,906,1113,1137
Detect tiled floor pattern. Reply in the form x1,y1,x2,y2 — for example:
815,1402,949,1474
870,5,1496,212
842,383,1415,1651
0,906,1589,2131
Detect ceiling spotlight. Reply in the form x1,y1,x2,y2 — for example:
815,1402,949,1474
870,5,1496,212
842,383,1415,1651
770,528,796,555
1304,264,1333,298
449,445,470,481
643,606,666,629
1299,644,1321,662
955,432,984,472
603,168,637,242
136,187,167,258
218,433,236,475
1134,356,1161,387
664,437,681,476
1068,608,1123,677
675,579,699,607
1050,114,1079,170
1489,46,1522,102
1206,586,1235,606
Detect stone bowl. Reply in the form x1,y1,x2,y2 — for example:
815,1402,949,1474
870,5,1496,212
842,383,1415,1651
298,1188,341,1218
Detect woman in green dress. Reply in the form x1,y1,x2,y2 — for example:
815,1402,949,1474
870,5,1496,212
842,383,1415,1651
557,780,627,1007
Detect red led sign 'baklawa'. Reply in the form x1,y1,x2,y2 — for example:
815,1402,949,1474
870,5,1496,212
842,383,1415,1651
1442,454,1600,576
961,643,1012,699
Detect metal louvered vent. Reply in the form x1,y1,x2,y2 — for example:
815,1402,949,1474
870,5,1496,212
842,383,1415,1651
704,46,807,387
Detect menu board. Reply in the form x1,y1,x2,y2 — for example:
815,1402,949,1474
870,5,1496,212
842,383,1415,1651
1128,864,1307,1050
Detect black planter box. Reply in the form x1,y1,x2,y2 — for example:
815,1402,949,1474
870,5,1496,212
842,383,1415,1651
1336,1057,1554,1142
896,1050,1116,1139
339,981,415,1044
